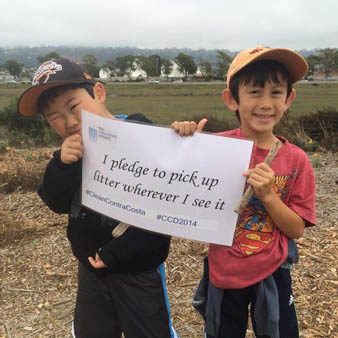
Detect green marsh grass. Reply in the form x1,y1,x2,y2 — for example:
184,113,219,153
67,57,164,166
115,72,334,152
1,82,337,125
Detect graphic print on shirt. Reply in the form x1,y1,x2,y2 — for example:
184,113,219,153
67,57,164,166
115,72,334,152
235,175,289,256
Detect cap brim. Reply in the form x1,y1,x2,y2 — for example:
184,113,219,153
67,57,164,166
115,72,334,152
246,48,308,83
17,80,93,116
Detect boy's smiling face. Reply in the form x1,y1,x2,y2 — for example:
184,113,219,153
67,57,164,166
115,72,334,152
223,74,295,139
43,82,111,139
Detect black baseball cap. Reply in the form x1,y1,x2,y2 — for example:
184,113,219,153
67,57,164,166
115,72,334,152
17,58,94,116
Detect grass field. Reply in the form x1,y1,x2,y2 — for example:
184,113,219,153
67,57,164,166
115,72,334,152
1,82,338,125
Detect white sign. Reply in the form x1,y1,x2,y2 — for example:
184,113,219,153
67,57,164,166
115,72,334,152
81,111,253,245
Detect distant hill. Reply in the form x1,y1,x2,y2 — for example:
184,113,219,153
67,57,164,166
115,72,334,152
0,46,319,68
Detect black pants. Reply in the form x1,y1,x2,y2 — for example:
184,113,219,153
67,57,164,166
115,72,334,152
207,268,299,338
73,263,172,338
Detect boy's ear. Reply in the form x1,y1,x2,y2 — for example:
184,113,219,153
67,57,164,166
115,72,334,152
93,82,106,104
285,88,296,108
222,89,238,112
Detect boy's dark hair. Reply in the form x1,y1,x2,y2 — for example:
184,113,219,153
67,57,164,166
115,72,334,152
37,83,95,114
229,60,293,121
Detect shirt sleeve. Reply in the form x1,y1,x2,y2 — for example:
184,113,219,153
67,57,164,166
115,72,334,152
98,228,170,270
288,153,316,227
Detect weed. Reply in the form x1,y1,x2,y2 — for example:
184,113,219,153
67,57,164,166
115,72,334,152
25,153,33,161
0,141,11,154
310,153,321,168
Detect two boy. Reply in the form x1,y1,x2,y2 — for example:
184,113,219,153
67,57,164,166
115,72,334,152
173,46,316,338
17,58,177,338
18,45,316,338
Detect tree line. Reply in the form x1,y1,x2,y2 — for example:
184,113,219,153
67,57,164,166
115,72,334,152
1,48,338,81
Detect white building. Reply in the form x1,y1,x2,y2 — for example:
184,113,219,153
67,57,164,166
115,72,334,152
99,67,112,80
0,70,14,82
99,60,147,81
99,59,204,82
128,61,147,81
161,61,185,80
195,66,203,78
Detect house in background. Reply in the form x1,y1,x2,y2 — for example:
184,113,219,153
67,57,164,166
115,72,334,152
128,61,147,81
0,70,15,82
160,61,185,81
99,67,112,80
195,66,203,78
99,67,129,82
312,64,338,81
99,60,202,82
99,61,147,82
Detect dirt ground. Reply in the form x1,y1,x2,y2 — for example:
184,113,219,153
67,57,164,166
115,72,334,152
0,150,337,338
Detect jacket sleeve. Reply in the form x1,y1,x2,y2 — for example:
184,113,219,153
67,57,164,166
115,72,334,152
98,227,171,270
38,150,82,214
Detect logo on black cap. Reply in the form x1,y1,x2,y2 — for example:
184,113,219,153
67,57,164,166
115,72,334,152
32,61,63,85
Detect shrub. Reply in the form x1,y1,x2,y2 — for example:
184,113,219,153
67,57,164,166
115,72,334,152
0,98,46,135
299,107,338,151
275,111,321,152
0,98,60,147
184,109,338,152
277,108,338,151
187,113,239,133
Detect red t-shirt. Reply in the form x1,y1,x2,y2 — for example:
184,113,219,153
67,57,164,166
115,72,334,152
209,128,316,289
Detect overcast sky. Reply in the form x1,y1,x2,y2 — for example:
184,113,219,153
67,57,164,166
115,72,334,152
1,0,338,51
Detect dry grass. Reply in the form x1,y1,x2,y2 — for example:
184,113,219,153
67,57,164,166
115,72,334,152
0,148,54,194
0,150,337,337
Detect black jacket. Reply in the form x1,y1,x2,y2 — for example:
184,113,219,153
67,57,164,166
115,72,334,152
38,113,171,273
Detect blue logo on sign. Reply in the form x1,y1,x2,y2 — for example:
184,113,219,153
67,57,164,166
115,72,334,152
89,127,97,142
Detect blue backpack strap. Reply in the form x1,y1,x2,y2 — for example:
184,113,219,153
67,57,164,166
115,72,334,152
115,114,128,120
157,263,180,338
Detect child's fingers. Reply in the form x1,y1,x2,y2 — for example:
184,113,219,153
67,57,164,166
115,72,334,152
61,148,83,164
171,121,198,136
246,171,273,185
247,173,266,185
243,168,254,177
178,121,192,136
67,135,83,148
197,118,208,131
244,163,273,176
62,153,82,164
178,123,185,135
67,141,84,153
67,134,82,143
171,121,179,132
255,162,273,172
184,121,195,135
61,135,84,164
88,256,102,269
69,148,83,159
88,255,107,269
88,256,95,265
189,121,197,134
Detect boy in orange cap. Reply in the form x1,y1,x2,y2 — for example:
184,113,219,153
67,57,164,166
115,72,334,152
172,46,316,338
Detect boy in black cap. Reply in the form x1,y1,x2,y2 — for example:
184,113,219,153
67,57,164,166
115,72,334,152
18,58,178,338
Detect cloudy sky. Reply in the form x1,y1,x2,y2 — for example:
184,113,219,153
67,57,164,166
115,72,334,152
1,0,338,51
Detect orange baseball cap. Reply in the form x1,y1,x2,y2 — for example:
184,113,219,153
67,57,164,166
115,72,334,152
226,46,308,88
